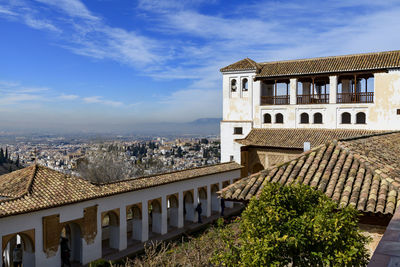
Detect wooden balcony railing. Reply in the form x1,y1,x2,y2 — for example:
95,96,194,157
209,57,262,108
297,94,329,104
261,95,289,105
337,92,374,103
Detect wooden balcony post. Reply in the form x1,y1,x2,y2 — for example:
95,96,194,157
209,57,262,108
354,74,357,103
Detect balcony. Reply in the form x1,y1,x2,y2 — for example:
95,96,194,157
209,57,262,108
337,92,374,103
261,95,289,105
297,94,329,104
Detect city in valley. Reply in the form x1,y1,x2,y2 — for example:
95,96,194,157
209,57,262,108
0,133,220,177
2,1,400,267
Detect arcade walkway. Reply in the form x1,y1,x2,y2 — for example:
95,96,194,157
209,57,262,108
102,204,244,263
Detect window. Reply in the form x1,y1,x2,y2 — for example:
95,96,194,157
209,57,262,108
300,113,309,124
230,155,234,161
263,113,272,123
275,113,284,124
356,112,366,124
231,79,237,92
314,113,323,124
397,109,400,115
242,78,248,91
233,127,243,135
341,112,351,124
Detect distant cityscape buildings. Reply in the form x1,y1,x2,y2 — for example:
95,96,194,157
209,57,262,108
0,136,220,177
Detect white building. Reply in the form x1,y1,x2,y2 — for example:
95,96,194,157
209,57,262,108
0,163,241,266
220,51,400,174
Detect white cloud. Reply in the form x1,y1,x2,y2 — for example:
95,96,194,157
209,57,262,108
2,0,400,128
34,0,98,20
24,15,60,32
83,96,123,107
59,94,79,100
0,6,16,16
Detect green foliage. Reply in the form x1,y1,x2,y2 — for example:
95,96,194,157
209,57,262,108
89,259,112,267
213,183,370,267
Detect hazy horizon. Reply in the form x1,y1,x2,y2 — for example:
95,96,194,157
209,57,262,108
1,0,400,131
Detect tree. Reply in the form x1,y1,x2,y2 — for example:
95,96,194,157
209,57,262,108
214,183,370,266
0,148,4,164
200,138,209,144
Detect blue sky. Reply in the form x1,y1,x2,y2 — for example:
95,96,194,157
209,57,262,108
0,0,400,132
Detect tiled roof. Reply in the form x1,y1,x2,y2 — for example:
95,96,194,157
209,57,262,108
235,128,387,149
0,165,36,199
221,133,400,216
221,50,400,77
220,58,261,72
0,162,241,218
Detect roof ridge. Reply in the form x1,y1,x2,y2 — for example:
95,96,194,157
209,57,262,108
338,130,400,142
258,50,400,65
97,161,241,186
24,164,38,196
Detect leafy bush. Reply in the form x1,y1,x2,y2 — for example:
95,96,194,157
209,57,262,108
213,183,370,266
89,259,112,267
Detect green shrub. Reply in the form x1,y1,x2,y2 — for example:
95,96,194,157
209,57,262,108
90,259,112,267
213,183,370,266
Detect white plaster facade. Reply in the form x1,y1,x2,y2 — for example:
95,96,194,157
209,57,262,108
0,168,240,267
221,68,400,163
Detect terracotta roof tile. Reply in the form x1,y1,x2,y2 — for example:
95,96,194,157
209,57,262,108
255,50,400,78
235,128,387,149
0,162,241,218
220,132,400,216
220,58,261,72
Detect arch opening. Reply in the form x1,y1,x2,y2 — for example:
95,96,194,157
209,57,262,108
300,113,309,124
149,200,162,235
263,113,272,124
61,223,82,264
211,184,220,213
242,78,248,91
356,112,366,124
275,113,284,124
127,205,142,242
2,233,35,267
198,188,207,219
231,79,237,92
167,195,179,229
102,211,120,255
314,112,323,124
183,191,194,222
341,112,351,124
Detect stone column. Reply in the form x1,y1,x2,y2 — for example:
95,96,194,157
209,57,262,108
290,78,297,104
329,76,337,104
141,201,149,242
161,195,168,235
206,185,212,217
178,191,184,228
119,207,127,250
193,189,199,223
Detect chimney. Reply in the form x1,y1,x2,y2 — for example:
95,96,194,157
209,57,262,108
303,142,310,152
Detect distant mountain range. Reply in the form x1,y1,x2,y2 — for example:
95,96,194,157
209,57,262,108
131,118,222,135
0,118,223,137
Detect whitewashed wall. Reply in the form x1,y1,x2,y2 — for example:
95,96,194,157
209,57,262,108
221,70,400,161
0,168,240,267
